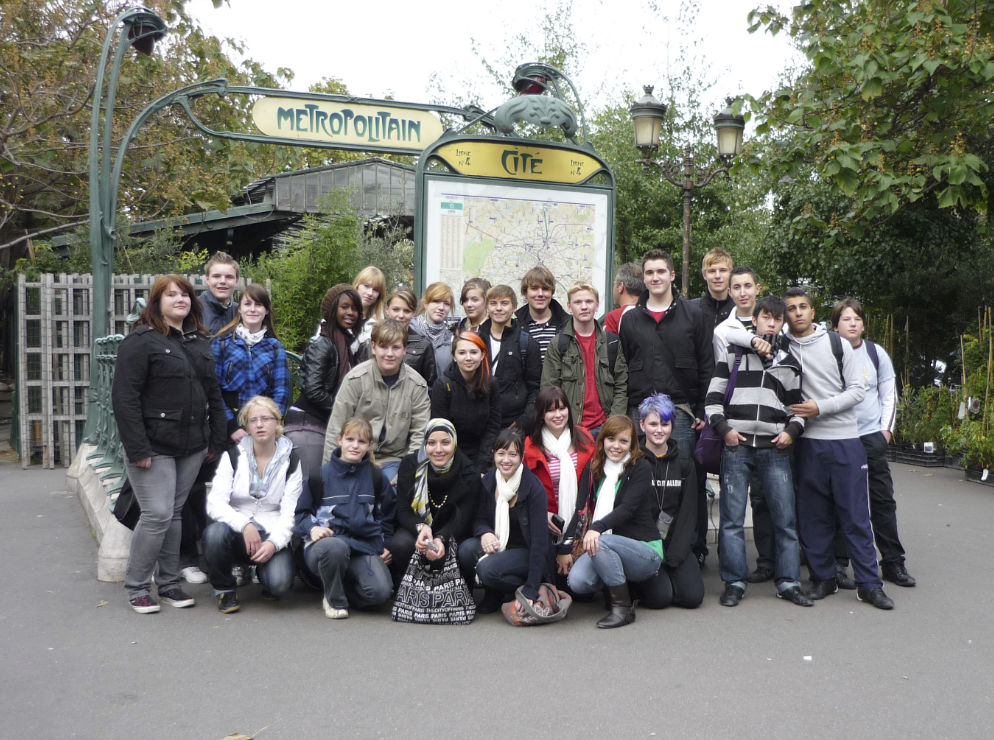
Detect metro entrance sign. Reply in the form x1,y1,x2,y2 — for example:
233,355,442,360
251,96,445,154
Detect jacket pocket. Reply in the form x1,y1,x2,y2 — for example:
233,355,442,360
144,407,183,445
149,351,188,378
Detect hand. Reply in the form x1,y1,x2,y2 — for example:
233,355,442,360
772,431,794,449
691,417,706,432
135,457,152,469
380,548,392,565
230,428,249,443
882,430,892,444
751,336,773,357
415,525,434,553
790,400,820,418
547,512,562,537
556,553,574,575
251,540,276,564
481,533,500,554
205,449,219,464
310,526,334,542
723,428,746,447
243,522,262,557
425,538,445,562
583,529,600,557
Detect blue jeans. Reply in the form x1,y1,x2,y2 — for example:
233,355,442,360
303,537,393,610
719,444,801,592
202,521,295,596
567,534,662,592
378,460,401,485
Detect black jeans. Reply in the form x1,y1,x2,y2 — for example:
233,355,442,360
631,557,705,609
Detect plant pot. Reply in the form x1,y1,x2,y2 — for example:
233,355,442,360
944,454,965,470
964,467,994,487
891,444,945,467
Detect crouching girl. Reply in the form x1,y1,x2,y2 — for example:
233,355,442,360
295,417,396,619
564,415,663,628
204,396,303,613
458,429,551,612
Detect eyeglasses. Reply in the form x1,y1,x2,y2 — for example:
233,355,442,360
247,416,278,425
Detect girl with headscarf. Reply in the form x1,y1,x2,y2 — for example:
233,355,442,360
284,284,361,485
429,330,501,470
457,428,551,612
388,418,482,585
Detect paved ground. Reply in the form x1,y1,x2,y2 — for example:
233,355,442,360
1,459,992,739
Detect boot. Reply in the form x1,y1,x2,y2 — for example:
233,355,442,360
596,583,635,629
477,588,503,614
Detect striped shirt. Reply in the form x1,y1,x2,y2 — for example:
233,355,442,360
546,449,579,491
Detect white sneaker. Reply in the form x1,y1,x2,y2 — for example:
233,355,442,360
322,597,349,619
180,566,208,584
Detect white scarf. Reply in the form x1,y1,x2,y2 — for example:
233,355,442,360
494,463,522,551
592,454,630,534
236,323,266,347
542,427,576,532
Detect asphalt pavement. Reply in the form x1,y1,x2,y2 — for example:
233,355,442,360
1,460,992,739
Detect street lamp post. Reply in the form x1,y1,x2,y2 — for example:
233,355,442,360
88,7,167,341
630,87,745,297
85,8,166,442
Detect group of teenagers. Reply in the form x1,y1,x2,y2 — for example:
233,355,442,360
110,243,913,628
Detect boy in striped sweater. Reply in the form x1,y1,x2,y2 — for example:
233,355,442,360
705,296,811,608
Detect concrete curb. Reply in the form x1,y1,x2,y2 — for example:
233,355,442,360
66,443,132,582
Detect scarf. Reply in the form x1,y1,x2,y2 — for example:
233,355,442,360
236,323,266,347
241,435,293,500
494,463,523,551
542,426,577,532
592,454,630,534
410,314,451,349
411,418,458,525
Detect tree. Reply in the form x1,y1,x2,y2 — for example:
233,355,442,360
0,0,349,263
747,0,994,239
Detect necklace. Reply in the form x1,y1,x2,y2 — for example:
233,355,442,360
428,491,449,511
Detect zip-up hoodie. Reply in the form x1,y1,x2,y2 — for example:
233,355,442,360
785,325,865,440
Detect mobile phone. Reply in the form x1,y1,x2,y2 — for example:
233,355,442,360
425,541,439,553
551,514,565,530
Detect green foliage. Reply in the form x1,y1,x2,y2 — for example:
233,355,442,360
244,191,362,353
942,418,994,469
747,0,994,239
894,385,959,446
354,222,415,292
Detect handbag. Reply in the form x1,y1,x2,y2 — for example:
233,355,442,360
391,538,476,624
693,348,744,474
112,477,140,530
501,583,573,626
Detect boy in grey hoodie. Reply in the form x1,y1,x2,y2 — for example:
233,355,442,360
765,288,893,610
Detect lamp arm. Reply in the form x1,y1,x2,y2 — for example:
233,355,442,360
637,158,732,191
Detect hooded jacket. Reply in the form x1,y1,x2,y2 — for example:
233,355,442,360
478,317,541,430
294,448,395,556
640,440,697,568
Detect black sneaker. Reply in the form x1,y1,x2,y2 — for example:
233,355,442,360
719,584,745,607
747,565,775,583
129,594,160,614
777,585,814,607
807,579,839,600
882,562,916,587
857,587,894,610
835,565,857,590
158,587,195,608
217,591,240,614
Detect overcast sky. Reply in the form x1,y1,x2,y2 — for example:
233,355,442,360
186,0,803,117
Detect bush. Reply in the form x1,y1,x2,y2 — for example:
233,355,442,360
894,386,959,447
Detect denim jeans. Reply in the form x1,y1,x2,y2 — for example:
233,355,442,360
457,537,532,594
719,444,801,592
567,533,662,592
303,537,393,610
201,521,295,596
124,450,206,598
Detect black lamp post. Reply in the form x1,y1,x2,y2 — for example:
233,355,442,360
630,87,745,297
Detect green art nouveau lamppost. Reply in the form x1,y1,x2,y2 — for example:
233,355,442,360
88,7,167,341
630,87,745,297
